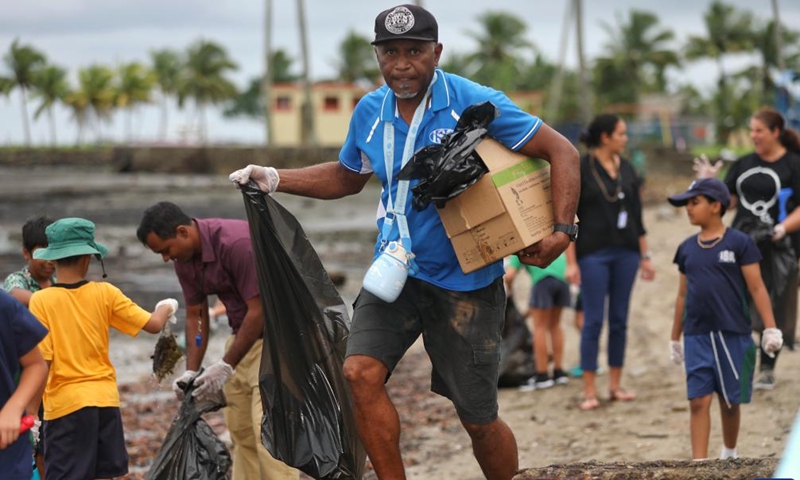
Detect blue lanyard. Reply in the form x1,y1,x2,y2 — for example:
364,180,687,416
379,75,435,265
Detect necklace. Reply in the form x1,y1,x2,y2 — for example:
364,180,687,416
696,228,726,249
590,156,623,202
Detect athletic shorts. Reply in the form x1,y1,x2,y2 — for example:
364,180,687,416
684,332,757,404
528,276,570,309
347,276,505,424
43,407,128,480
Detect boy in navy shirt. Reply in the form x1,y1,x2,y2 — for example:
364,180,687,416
0,290,48,480
668,178,783,460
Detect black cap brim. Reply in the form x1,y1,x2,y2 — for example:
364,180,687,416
371,35,437,45
667,192,695,207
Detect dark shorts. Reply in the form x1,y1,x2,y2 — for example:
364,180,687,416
528,276,570,309
347,276,506,424
684,332,757,404
43,407,128,480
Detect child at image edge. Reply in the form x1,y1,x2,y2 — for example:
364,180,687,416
27,217,179,480
0,289,48,480
668,178,783,461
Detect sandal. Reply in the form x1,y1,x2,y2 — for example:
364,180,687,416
579,396,600,411
609,388,636,402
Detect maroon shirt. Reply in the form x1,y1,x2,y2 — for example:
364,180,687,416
173,218,259,334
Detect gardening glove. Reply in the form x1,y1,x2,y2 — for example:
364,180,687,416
762,328,784,358
192,360,234,401
155,298,179,324
229,165,280,194
692,154,723,179
172,369,197,400
772,224,787,242
670,340,684,365
30,419,40,446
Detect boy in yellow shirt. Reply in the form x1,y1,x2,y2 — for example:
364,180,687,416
28,218,179,480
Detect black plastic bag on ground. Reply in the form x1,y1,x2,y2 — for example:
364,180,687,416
397,101,498,210
497,296,535,388
241,186,365,480
145,377,231,480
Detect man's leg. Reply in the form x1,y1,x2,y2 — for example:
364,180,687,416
461,417,518,480
224,337,297,480
344,354,406,480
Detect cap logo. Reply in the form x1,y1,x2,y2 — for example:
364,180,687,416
385,6,415,35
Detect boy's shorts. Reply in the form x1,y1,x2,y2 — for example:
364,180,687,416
528,276,570,309
684,332,757,404
43,407,128,480
347,276,505,425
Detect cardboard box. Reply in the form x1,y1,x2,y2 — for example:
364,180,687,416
437,138,554,274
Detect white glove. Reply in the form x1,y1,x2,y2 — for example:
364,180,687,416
155,298,179,324
229,165,280,194
670,340,684,365
692,154,723,179
762,328,784,358
772,224,787,241
172,369,197,399
30,419,40,445
192,360,234,401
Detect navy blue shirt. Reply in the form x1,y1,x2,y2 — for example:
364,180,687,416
0,290,48,480
340,69,542,291
673,228,762,335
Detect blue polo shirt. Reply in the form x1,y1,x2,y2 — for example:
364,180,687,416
0,290,48,480
340,70,542,291
673,228,762,335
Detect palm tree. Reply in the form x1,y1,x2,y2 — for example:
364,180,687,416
752,19,800,104
296,0,317,145
466,11,534,91
31,65,69,146
76,64,116,143
64,89,90,146
595,10,680,100
263,0,273,145
684,1,754,141
179,39,238,142
3,39,46,147
439,51,474,77
150,49,182,140
0,76,14,100
334,30,380,84
224,49,299,119
116,62,154,142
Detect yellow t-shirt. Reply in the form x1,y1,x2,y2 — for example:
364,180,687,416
29,281,150,420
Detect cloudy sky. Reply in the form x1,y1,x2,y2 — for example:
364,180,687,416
1,0,798,145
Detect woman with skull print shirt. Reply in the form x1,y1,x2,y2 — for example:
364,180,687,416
722,107,800,390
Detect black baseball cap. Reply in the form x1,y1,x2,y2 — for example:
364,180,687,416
668,178,731,208
372,4,438,45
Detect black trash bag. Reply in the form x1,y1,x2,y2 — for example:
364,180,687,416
397,101,499,211
735,217,798,341
145,376,231,480
497,296,535,388
240,186,366,480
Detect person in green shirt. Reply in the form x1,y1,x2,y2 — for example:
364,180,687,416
506,253,571,389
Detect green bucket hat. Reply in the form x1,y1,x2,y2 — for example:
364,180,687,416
34,217,109,261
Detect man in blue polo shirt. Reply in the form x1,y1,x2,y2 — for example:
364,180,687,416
230,4,579,479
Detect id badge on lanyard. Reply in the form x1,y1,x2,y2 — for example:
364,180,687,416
617,208,628,229
616,190,627,229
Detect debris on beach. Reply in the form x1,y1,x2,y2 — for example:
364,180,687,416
151,325,183,382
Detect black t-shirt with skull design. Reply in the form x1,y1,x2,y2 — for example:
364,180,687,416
724,150,800,256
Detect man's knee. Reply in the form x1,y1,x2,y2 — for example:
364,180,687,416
461,417,499,441
343,355,387,392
